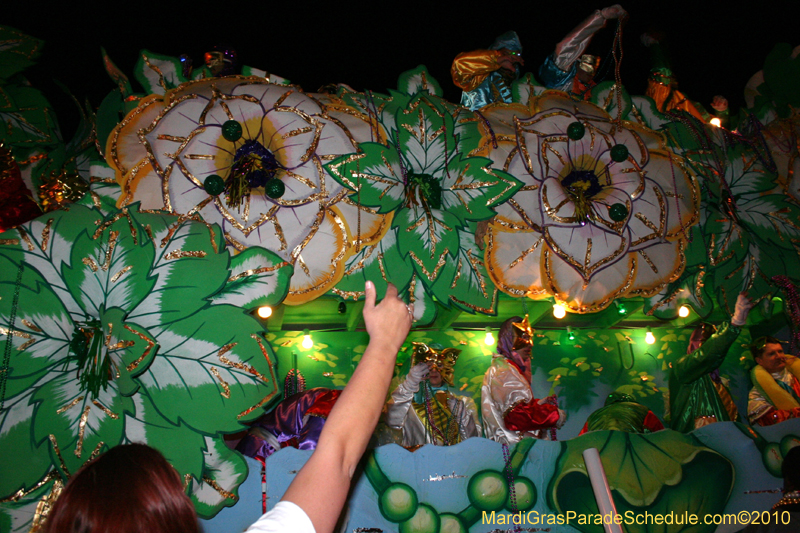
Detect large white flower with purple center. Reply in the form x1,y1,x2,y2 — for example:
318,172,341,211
485,93,699,312
109,77,383,304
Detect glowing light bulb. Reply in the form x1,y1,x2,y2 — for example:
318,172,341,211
645,328,656,345
678,305,690,318
553,303,566,319
256,306,272,319
710,118,722,127
567,326,575,341
484,327,495,346
301,329,313,350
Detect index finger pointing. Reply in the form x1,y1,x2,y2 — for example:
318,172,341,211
384,282,399,301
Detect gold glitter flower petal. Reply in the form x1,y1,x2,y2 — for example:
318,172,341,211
283,209,347,305
627,239,686,297
645,151,699,238
544,247,636,313
484,224,548,299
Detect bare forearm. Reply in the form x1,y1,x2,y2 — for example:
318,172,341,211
318,339,399,473
280,282,411,533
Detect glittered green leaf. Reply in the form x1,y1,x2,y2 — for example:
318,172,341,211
394,205,460,283
327,144,406,213
331,226,414,300
134,49,189,95
123,393,206,482
211,247,293,309
32,377,134,477
191,436,248,518
137,307,278,432
396,65,442,97
431,228,498,316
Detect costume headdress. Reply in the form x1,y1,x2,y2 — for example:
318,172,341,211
489,31,522,54
497,315,533,374
411,342,461,387
687,323,716,354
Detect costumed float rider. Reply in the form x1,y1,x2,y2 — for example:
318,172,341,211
482,315,566,444
578,391,664,435
538,5,627,100
451,31,524,111
748,337,800,426
386,343,481,449
236,388,341,463
640,31,728,124
668,292,753,432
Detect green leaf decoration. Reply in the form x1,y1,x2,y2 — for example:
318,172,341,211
191,436,249,518
331,225,415,300
134,49,188,95
648,115,800,318
0,26,43,81
0,203,284,518
408,275,437,326
211,247,293,309
0,473,61,533
396,65,442,97
589,81,633,120
0,85,59,146
629,95,669,130
74,162,123,216
549,431,734,533
326,90,520,311
100,47,133,98
511,72,545,106
762,43,800,118
431,226,498,315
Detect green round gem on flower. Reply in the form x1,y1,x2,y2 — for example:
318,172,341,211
399,504,440,533
221,120,243,142
504,477,536,512
608,202,629,222
467,470,509,511
610,144,629,162
379,483,418,522
567,121,586,141
264,178,286,199
204,174,225,196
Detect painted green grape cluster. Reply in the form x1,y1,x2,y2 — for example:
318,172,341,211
368,440,537,532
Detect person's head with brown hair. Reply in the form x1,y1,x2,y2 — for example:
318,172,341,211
44,443,198,533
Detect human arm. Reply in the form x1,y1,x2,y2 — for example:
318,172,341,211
671,323,741,384
386,363,429,429
552,6,626,71
279,281,412,533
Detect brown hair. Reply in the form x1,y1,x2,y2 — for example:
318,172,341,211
44,444,198,533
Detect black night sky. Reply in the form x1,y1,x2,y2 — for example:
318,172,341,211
4,1,798,138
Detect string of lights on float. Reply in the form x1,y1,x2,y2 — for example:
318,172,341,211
255,299,699,353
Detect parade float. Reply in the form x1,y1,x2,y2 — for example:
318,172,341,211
2,22,800,533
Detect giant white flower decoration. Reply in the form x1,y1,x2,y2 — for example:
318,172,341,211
109,77,383,304
485,92,699,312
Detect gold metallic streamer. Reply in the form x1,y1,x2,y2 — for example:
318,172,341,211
210,367,231,398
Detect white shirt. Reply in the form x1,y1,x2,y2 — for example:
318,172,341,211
246,501,315,533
